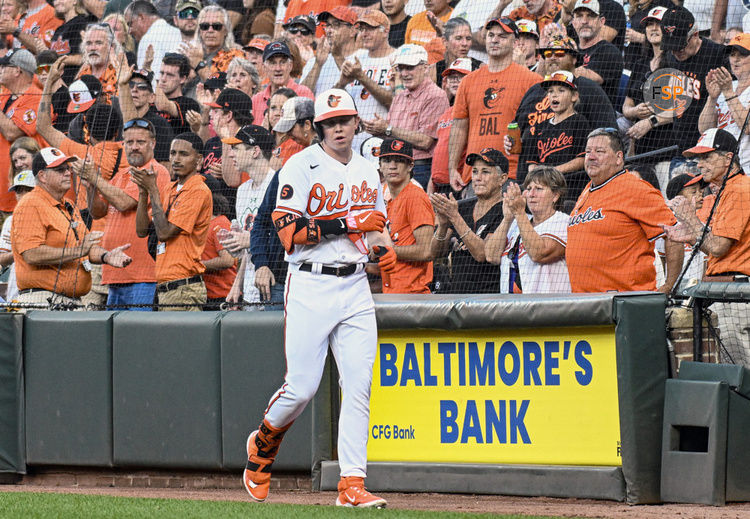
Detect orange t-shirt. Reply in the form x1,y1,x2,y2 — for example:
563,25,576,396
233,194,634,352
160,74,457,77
383,182,434,294
77,64,119,103
210,48,246,77
508,2,563,35
156,174,213,283
452,63,542,180
59,138,126,233
284,0,349,38
11,186,92,297
21,4,61,48
705,174,750,276
201,214,237,299
101,159,171,285
0,83,47,212
566,171,677,293
273,138,305,166
404,9,452,63
432,106,466,185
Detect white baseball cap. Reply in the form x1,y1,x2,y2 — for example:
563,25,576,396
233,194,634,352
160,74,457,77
360,136,383,164
442,58,473,77
573,0,600,15
9,170,35,192
314,88,358,123
391,44,428,67
273,97,315,133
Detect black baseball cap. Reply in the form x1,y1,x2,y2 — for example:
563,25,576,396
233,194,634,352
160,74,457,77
683,128,737,157
221,124,275,154
283,15,315,33
660,6,695,52
207,88,253,117
263,41,292,61
666,174,703,200
204,72,227,91
484,17,518,36
131,69,154,87
466,147,510,173
377,138,413,161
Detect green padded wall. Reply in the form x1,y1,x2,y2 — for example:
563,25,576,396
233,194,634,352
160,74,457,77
112,311,223,468
24,311,114,467
220,310,314,471
0,313,24,474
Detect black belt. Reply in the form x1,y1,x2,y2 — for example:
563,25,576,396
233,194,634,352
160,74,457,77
299,263,360,277
413,159,432,166
156,275,203,293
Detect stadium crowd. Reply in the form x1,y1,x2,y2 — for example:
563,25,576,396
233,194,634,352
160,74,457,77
0,0,747,342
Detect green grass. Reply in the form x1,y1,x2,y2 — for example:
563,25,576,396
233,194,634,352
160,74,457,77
0,491,575,518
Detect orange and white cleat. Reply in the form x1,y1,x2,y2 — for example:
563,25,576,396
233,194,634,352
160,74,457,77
335,476,387,508
242,430,273,502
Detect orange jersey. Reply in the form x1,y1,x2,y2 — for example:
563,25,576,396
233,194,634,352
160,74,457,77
705,174,750,276
209,48,245,76
102,159,172,285
11,187,92,297
273,138,305,167
156,174,213,283
0,83,47,212
383,182,434,294
453,63,542,180
201,215,237,299
566,170,677,292
404,9,452,63
508,2,563,35
21,4,61,48
77,63,119,103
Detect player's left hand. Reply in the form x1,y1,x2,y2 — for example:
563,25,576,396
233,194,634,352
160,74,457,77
371,245,397,273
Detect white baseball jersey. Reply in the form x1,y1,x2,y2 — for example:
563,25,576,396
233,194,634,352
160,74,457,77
0,215,17,301
499,211,571,293
344,49,394,155
236,170,274,303
275,143,386,267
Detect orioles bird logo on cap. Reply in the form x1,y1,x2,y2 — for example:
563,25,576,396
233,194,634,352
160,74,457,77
327,94,341,107
391,140,404,151
663,25,676,34
481,147,493,154
72,92,81,102
50,148,62,156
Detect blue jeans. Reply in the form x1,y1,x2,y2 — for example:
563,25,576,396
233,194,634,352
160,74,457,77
107,282,156,311
412,160,432,190
259,283,285,311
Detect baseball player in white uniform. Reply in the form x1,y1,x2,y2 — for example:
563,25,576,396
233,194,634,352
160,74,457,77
243,88,396,508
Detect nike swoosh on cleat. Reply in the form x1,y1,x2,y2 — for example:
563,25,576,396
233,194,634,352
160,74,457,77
245,477,259,489
310,164,319,169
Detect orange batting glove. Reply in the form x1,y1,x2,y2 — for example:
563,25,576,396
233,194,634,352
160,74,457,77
346,210,386,233
371,245,397,273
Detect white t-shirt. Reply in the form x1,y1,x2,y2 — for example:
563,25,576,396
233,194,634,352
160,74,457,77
138,19,182,88
655,238,705,287
301,53,344,97
0,215,17,301
499,211,571,293
714,81,750,172
275,143,386,266
236,170,274,303
344,48,395,155
684,0,713,31
405,0,426,16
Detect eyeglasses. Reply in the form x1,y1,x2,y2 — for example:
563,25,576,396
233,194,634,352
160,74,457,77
36,64,51,74
286,26,312,36
324,20,352,29
177,8,199,19
129,81,151,91
199,22,224,31
541,50,568,58
123,118,155,133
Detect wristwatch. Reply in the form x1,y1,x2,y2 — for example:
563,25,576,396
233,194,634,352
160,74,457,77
12,28,20,38
385,125,392,137
194,60,207,73
648,115,658,127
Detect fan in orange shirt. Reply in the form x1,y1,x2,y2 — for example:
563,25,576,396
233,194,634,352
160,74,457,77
449,18,542,190
378,137,434,294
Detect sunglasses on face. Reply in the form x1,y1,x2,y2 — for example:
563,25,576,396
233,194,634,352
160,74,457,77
129,81,151,91
541,50,568,58
200,22,224,31
286,26,312,36
177,8,199,19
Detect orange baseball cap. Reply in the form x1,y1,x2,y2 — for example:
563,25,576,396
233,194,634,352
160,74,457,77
318,6,357,26
356,9,390,31
727,33,750,55
244,38,269,52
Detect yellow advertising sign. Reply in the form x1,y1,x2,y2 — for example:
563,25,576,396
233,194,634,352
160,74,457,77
368,326,621,466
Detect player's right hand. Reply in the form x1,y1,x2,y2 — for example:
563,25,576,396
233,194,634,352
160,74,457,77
346,211,386,233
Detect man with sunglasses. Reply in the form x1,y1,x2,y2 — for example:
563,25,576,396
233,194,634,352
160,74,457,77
242,88,393,508
300,7,358,95
283,15,316,63
117,68,175,166
449,18,542,190
11,147,132,309
173,0,201,44
184,5,243,81
0,49,46,215
660,6,728,161
124,0,182,84
514,37,617,182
